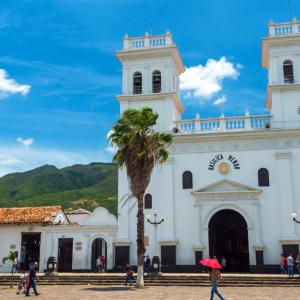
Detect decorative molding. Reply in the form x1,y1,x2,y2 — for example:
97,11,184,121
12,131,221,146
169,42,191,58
269,83,300,92
192,244,205,251
171,132,300,154
275,152,292,159
279,239,300,245
117,91,185,113
192,179,261,203
159,240,178,246
113,239,132,246
253,244,265,251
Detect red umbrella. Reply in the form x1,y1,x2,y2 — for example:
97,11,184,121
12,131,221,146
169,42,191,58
199,258,221,269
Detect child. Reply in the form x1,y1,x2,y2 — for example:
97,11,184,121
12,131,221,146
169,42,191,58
16,270,26,295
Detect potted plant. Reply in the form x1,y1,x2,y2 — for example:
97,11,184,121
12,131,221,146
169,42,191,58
2,250,17,288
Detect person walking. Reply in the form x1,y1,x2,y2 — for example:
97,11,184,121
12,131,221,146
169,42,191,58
209,268,225,300
280,254,287,274
286,254,294,277
25,262,40,296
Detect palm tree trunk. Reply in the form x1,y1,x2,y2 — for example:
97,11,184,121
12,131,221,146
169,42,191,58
135,195,145,288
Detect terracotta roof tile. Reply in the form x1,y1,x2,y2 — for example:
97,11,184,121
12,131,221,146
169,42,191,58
0,206,62,224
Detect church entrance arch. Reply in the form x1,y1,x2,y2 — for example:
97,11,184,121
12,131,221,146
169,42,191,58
91,238,107,271
208,209,249,272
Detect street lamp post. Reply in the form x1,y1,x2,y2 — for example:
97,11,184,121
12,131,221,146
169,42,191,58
291,211,300,224
146,209,164,274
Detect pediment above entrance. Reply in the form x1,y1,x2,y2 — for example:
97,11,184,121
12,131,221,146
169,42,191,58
192,179,261,202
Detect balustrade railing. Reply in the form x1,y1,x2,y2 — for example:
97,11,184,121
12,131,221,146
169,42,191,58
123,32,174,50
175,115,273,134
269,19,300,37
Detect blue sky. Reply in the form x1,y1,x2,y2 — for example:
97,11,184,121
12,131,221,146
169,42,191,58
0,0,299,175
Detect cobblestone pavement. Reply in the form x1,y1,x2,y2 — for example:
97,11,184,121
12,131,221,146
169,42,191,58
0,285,299,300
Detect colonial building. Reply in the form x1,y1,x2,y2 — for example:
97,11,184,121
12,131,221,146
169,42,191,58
0,206,117,272
115,19,300,272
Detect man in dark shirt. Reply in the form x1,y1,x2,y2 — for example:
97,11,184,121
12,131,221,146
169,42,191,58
25,262,40,296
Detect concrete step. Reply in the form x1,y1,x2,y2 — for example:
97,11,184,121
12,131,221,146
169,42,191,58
0,274,299,287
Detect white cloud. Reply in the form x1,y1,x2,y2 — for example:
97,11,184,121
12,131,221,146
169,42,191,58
214,95,227,106
0,69,31,98
17,137,34,147
0,145,110,176
105,130,117,154
180,57,240,99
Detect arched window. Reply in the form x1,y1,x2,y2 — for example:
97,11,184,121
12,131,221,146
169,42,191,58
144,194,152,209
133,71,142,94
283,60,294,83
152,70,161,93
182,171,193,189
258,168,270,186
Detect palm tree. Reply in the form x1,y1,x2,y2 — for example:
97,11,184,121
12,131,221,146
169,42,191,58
109,107,172,288
3,250,17,288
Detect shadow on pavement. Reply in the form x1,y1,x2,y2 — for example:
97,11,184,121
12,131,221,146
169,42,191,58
83,287,136,292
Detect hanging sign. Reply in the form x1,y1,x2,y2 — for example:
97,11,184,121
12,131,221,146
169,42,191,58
208,154,240,170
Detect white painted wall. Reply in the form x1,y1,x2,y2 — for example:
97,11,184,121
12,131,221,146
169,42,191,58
0,208,117,272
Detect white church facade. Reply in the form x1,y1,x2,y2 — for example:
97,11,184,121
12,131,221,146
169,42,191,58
115,19,300,272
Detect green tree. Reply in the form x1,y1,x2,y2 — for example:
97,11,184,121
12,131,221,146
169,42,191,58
109,107,172,288
2,250,17,288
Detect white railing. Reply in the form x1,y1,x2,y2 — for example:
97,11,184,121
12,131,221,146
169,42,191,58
268,19,300,37
123,32,174,50
175,115,273,134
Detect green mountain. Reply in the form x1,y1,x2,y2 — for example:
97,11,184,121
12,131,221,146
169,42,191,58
0,162,118,215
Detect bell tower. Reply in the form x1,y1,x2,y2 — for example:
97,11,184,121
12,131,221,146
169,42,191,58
262,18,300,127
115,31,185,132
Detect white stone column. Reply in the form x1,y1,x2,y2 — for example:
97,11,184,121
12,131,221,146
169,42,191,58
275,152,297,240
84,234,90,270
122,67,129,94
116,169,131,243
295,54,300,83
252,202,263,246
163,65,170,92
271,56,279,84
161,158,176,241
219,116,226,131
144,67,150,94
194,204,204,248
106,239,114,270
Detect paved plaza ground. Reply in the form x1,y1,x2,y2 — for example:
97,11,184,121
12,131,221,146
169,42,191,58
0,285,299,300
